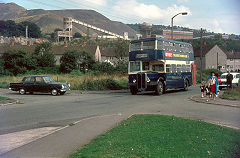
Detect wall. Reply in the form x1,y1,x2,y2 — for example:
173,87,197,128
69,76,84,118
226,59,240,71
205,45,227,71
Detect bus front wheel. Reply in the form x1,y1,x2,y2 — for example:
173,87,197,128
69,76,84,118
155,81,164,95
130,86,138,95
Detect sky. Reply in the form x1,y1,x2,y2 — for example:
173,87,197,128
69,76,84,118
1,0,240,35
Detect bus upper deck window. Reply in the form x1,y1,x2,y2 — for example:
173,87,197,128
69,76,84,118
142,41,155,50
142,62,149,71
157,41,163,50
130,42,141,51
152,64,164,72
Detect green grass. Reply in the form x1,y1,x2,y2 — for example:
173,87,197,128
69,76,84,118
221,87,240,100
0,96,9,101
69,115,240,158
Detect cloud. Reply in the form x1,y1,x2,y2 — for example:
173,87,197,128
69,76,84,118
113,0,191,24
177,0,189,3
71,0,108,7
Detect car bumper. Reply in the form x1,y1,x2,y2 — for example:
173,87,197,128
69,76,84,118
60,88,70,92
9,88,18,91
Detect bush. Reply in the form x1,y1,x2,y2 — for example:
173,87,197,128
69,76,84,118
77,78,127,90
60,50,95,73
115,61,128,73
34,42,56,67
70,69,84,76
197,69,222,83
221,87,240,100
2,49,36,76
92,62,115,73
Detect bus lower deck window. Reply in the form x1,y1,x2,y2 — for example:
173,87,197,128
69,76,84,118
172,64,176,73
166,64,171,73
152,64,164,71
186,65,191,72
177,64,182,72
130,61,140,72
142,62,149,71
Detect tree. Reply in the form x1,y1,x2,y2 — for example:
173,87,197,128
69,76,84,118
2,49,36,76
73,32,83,38
114,40,129,59
19,21,41,38
60,50,95,73
34,42,56,67
60,50,80,73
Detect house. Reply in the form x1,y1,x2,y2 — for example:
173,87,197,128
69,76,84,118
193,45,227,71
226,51,240,72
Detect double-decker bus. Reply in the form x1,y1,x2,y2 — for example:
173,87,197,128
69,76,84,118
128,37,195,95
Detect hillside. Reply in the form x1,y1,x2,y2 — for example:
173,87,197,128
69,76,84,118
0,3,137,37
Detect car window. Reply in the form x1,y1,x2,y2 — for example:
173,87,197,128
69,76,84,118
35,77,44,83
23,77,34,82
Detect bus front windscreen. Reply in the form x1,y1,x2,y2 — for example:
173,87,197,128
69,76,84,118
130,42,141,51
130,61,141,72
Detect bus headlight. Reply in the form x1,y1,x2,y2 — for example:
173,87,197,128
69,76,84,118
133,79,136,83
146,77,151,83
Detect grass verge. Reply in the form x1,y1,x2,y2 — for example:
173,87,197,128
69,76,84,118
0,96,9,101
221,87,240,100
0,74,128,91
69,115,240,158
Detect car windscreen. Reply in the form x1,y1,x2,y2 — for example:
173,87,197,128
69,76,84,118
220,75,226,79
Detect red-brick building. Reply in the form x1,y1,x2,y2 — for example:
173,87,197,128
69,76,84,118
159,30,193,40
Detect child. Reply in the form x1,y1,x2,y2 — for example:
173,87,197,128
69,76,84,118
205,81,211,102
200,81,205,98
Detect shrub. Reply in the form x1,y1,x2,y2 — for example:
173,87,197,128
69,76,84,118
197,69,222,83
2,49,36,76
60,50,79,73
34,42,56,67
92,62,115,73
77,78,127,90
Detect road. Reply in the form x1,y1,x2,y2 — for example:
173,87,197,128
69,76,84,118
0,86,240,135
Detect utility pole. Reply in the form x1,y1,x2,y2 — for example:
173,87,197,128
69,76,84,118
200,28,203,82
25,25,28,39
217,52,219,70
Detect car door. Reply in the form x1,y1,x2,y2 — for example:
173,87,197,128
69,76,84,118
23,77,35,92
34,77,46,92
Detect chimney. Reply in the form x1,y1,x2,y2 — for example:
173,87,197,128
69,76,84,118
10,38,14,46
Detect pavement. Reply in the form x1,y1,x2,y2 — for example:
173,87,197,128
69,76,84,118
0,86,239,158
190,94,240,108
0,114,125,158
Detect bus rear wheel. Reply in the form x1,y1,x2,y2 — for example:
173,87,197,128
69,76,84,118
155,81,164,95
130,86,138,95
183,80,189,91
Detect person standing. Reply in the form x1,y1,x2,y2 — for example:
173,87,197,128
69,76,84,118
216,73,221,97
207,72,219,100
226,71,233,89
200,81,205,98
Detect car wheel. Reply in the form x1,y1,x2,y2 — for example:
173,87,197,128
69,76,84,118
51,89,58,96
155,81,164,95
60,92,65,95
183,80,189,91
19,88,26,95
130,86,137,95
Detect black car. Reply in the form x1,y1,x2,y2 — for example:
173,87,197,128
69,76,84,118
9,75,70,96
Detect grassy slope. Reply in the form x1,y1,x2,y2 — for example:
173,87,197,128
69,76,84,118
69,115,240,158
0,96,9,101
0,74,128,90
